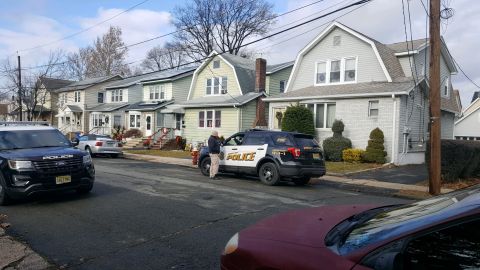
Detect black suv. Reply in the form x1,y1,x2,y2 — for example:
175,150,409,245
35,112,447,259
198,129,325,185
0,122,95,205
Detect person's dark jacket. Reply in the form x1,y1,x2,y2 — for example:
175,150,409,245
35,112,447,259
208,135,221,154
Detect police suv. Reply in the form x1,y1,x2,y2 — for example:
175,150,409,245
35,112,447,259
199,129,326,185
0,122,95,205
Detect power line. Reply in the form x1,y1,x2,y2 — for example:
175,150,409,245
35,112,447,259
16,0,150,53
453,57,480,90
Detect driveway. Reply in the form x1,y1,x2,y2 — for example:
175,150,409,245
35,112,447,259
348,164,428,185
1,158,409,269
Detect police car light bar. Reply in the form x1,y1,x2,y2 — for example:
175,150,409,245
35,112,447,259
0,121,50,126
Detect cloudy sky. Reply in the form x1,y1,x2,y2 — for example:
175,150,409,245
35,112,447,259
0,0,477,106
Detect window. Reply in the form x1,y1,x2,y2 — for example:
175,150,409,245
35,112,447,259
333,35,341,46
206,77,227,95
113,115,121,128
443,77,450,97
59,93,67,105
91,114,107,127
129,114,140,128
224,134,245,146
198,110,221,128
97,92,104,103
330,60,341,83
305,103,336,129
244,134,267,145
316,62,327,84
213,60,220,69
344,58,356,82
279,80,286,93
403,219,480,269
368,100,379,117
111,89,123,102
315,57,357,85
272,107,286,130
74,91,81,103
149,85,165,100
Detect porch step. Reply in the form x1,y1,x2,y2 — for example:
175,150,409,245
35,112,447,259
151,138,177,150
123,137,146,149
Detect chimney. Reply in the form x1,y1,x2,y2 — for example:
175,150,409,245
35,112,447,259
253,58,268,128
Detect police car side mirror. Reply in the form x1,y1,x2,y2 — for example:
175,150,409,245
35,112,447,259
71,139,79,147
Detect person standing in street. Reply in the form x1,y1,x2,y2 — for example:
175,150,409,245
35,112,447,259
208,130,221,180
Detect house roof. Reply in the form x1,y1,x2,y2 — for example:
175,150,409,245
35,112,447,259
11,105,52,114
55,75,122,92
386,38,428,53
266,61,294,74
39,77,75,91
85,102,129,112
125,100,174,111
264,80,416,101
105,66,198,89
220,53,256,94
66,105,83,112
182,91,263,108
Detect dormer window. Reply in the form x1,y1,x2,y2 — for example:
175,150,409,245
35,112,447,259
149,85,165,100
74,91,81,103
206,77,227,95
111,89,123,102
315,57,357,85
213,60,220,69
442,77,450,97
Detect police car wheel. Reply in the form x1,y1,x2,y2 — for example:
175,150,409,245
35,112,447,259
200,157,211,176
0,182,11,206
293,176,311,186
259,163,280,186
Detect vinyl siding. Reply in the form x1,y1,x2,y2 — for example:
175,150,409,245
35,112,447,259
455,110,480,137
441,111,455,139
128,84,143,103
240,100,257,130
84,80,122,108
290,27,388,91
190,56,241,99
266,66,293,97
183,107,239,144
172,76,193,102
398,85,429,153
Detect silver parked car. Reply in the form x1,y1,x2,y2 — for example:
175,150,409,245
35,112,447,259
75,134,123,157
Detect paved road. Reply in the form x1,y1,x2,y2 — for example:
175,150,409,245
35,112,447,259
0,158,409,270
349,164,428,185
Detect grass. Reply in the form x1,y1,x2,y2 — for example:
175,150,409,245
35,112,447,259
125,149,191,159
326,161,383,174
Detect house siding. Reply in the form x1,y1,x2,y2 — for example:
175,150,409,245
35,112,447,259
441,111,455,139
455,110,480,137
290,27,388,91
172,76,193,102
266,66,293,97
190,56,241,99
240,100,257,130
183,107,239,144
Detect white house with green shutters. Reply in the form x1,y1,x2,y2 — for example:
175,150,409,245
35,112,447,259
181,51,292,145
264,22,461,165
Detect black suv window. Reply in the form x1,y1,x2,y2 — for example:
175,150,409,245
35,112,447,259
223,134,244,146
293,134,319,148
403,219,480,269
243,134,268,145
271,134,294,146
0,129,71,150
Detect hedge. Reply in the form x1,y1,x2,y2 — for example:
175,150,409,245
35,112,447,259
322,120,352,161
426,139,480,182
363,128,387,164
343,148,365,163
281,105,315,135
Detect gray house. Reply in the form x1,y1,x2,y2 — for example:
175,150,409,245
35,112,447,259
264,22,461,165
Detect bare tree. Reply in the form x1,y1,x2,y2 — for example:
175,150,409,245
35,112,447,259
141,42,187,72
172,0,275,59
65,26,130,79
1,49,67,121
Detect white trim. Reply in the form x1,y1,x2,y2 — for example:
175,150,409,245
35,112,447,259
394,50,419,56
263,91,409,102
455,100,480,125
391,94,397,164
187,51,243,100
285,22,392,93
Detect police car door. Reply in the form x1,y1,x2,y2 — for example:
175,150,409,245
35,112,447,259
220,133,245,173
224,133,268,175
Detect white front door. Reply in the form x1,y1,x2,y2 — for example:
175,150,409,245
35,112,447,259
145,114,153,136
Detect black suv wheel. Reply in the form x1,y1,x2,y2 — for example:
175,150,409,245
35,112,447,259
200,157,211,177
259,162,280,186
0,181,11,206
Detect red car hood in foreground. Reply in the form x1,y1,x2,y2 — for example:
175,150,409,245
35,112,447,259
221,204,379,270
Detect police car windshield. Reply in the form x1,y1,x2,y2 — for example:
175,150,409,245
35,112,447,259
0,130,71,150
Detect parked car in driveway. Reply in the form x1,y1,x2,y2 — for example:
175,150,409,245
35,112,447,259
74,134,122,157
221,185,480,270
198,129,326,185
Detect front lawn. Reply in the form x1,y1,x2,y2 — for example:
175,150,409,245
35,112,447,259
125,150,191,159
326,162,382,174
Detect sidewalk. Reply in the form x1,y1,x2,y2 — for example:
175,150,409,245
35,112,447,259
0,218,52,270
123,153,453,198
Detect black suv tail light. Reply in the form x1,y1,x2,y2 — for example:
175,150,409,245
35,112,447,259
287,147,301,158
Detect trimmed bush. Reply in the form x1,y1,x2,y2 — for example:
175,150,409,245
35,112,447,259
281,105,315,135
124,128,143,138
343,148,365,163
322,120,352,161
363,128,387,163
426,140,480,182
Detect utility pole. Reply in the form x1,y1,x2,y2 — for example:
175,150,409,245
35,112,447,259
17,55,22,121
429,0,441,195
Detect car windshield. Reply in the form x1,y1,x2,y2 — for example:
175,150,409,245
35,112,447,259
338,185,480,254
293,134,319,148
0,129,71,150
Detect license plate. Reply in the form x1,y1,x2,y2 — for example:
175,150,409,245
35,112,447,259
55,175,71,185
312,153,320,159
